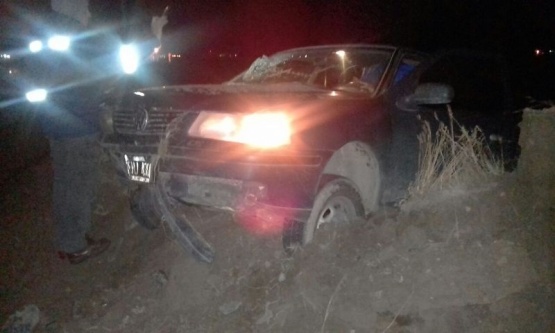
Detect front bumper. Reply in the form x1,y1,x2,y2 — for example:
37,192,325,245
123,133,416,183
157,148,325,212
158,172,312,224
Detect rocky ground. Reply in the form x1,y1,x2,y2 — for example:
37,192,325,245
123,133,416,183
1,108,554,332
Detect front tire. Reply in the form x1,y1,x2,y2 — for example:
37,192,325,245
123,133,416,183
129,185,163,230
302,178,365,245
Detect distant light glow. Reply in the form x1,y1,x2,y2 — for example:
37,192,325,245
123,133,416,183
26,89,48,103
29,40,43,53
134,91,145,96
48,35,70,51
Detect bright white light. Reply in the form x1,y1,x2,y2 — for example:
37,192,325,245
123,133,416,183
29,40,43,53
335,50,346,58
134,91,145,96
198,114,237,139
238,113,291,148
48,35,70,51
120,44,140,74
26,89,48,103
189,111,291,148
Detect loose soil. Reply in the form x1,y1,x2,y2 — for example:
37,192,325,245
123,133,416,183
1,109,554,332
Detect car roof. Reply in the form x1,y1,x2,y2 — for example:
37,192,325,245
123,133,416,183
270,44,408,55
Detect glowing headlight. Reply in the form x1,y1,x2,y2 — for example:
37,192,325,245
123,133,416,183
188,111,291,149
119,44,139,74
29,40,43,53
47,35,70,51
26,89,48,103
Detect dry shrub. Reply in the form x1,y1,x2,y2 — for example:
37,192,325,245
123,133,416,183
407,106,503,199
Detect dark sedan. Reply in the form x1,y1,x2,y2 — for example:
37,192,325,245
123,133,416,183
102,44,520,262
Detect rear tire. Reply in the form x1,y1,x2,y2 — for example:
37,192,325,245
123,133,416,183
129,186,162,230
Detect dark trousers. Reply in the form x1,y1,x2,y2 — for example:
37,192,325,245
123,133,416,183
49,135,100,253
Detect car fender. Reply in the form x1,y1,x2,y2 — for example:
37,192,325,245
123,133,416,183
320,141,381,215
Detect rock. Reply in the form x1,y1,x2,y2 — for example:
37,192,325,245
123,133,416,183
1,304,40,333
93,201,110,216
153,270,169,288
518,107,555,203
131,306,146,314
44,321,62,333
256,305,273,325
219,301,242,315
71,300,83,319
496,256,508,266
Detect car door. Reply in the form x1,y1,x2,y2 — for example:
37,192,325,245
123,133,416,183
379,51,430,203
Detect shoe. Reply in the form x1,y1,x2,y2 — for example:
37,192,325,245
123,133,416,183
65,237,111,265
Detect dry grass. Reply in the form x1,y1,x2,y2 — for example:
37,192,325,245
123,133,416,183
407,106,503,199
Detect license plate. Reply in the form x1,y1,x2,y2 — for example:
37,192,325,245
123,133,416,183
124,155,153,183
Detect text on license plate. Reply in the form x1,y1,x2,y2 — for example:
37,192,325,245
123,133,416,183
124,155,153,183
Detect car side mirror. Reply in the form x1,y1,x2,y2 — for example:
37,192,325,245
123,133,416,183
396,83,454,112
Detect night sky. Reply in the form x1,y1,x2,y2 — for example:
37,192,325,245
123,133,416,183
2,0,554,56
1,0,554,95
143,0,555,57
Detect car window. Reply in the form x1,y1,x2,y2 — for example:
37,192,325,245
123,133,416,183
233,47,395,93
419,54,506,113
376,53,424,96
393,56,421,84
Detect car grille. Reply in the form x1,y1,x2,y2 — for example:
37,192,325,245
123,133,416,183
113,106,188,135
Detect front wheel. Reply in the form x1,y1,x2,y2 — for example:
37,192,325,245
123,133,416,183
129,185,163,230
302,179,365,246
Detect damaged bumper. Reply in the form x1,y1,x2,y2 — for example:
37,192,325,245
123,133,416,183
159,172,312,223
152,181,215,263
157,150,324,214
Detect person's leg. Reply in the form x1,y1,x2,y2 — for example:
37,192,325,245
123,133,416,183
50,135,102,254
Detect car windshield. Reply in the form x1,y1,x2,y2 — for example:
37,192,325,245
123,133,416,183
232,47,395,93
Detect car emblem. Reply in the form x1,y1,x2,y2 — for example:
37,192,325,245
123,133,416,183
134,105,149,131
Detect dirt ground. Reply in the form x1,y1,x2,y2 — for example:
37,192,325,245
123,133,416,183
1,109,554,332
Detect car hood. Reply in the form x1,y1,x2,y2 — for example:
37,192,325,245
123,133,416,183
133,82,368,112
143,82,328,95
